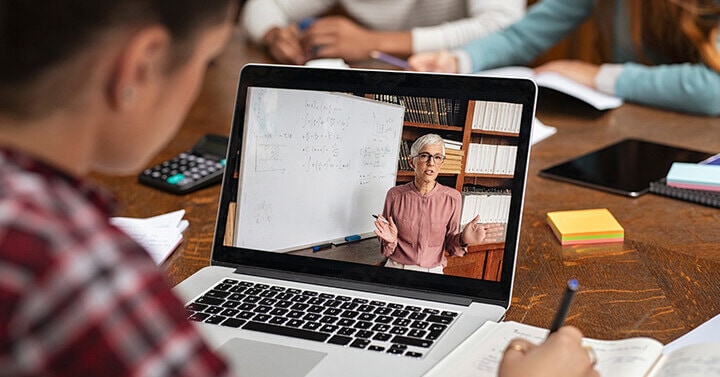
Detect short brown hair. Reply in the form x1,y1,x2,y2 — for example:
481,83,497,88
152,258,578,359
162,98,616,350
0,0,236,118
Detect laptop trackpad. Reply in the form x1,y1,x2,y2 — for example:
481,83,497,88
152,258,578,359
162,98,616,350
217,338,327,377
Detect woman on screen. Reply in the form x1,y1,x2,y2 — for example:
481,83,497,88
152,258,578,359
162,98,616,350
374,133,504,274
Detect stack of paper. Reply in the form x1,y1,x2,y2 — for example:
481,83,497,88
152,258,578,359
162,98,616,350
666,162,720,192
110,209,189,264
546,208,624,245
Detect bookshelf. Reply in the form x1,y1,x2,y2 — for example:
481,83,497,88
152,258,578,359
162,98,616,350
370,94,523,282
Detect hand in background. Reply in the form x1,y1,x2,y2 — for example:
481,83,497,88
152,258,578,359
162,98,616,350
373,215,398,244
301,16,377,62
534,60,600,88
499,326,599,377
408,50,459,73
461,216,504,245
262,25,306,65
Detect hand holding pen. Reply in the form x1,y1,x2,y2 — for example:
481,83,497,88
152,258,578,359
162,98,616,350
500,279,599,377
373,214,397,244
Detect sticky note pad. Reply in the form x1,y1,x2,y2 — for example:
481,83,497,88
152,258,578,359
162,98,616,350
546,208,624,246
666,162,720,192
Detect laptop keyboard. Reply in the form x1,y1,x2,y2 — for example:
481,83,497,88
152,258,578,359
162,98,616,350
185,278,459,358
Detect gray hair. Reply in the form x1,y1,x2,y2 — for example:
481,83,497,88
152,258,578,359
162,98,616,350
410,133,445,156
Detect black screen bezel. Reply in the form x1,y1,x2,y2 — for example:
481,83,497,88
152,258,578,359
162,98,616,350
210,64,537,306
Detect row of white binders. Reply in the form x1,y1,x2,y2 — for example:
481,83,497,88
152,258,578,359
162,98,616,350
470,100,523,134
460,193,511,227
465,143,517,175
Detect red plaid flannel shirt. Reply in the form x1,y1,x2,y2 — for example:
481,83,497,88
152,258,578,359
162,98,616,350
0,147,232,376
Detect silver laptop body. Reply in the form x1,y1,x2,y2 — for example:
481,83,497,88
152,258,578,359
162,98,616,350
174,64,537,377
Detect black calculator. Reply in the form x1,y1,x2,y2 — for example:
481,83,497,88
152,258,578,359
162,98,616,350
138,134,228,194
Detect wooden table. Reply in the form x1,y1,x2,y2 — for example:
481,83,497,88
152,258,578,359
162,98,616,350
92,26,720,345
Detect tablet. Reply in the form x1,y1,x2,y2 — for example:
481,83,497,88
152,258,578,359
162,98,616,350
539,138,713,197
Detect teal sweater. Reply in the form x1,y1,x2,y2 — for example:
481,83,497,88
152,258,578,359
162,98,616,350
460,0,720,116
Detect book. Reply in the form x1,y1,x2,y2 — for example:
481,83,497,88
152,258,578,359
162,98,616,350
546,208,624,245
476,66,623,111
423,320,720,377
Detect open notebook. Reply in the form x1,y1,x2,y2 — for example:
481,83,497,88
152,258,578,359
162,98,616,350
173,64,537,377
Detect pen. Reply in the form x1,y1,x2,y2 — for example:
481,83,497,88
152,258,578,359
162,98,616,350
549,278,578,334
312,243,332,252
372,214,389,224
370,50,410,70
298,17,316,32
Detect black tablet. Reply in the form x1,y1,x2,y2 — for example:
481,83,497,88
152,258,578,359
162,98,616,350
539,138,713,197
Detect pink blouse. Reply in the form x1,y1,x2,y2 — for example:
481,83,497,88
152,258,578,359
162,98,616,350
380,182,466,268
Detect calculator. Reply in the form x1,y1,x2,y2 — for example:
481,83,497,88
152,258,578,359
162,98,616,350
138,134,228,194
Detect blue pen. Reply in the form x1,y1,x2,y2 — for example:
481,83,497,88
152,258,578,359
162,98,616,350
298,17,317,32
549,278,579,334
312,243,332,252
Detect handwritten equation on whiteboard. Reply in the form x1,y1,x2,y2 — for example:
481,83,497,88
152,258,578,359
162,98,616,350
236,87,405,252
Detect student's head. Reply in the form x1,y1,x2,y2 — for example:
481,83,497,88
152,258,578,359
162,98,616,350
0,0,238,174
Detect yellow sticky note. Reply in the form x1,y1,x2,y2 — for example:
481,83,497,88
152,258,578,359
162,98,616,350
546,208,624,245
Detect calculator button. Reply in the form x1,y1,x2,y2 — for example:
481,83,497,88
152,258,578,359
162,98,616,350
167,173,186,185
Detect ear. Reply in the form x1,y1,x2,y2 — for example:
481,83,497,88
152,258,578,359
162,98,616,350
407,156,415,169
107,26,171,110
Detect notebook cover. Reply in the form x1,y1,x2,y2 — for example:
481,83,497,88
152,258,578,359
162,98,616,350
649,178,720,209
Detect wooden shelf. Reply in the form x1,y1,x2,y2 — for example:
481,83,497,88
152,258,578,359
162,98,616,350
463,173,514,179
470,129,519,137
403,121,463,132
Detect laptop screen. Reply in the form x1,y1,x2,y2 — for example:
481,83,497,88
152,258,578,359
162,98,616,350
212,64,536,306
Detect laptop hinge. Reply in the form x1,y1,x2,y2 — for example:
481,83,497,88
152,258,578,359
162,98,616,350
232,265,477,307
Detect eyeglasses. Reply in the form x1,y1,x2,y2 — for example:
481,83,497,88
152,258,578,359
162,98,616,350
414,152,446,164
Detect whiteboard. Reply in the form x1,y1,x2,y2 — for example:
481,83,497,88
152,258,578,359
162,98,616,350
234,87,405,252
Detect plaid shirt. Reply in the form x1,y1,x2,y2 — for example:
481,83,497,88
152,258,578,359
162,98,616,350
0,147,231,377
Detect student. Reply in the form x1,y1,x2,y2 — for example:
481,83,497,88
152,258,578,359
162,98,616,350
408,0,720,116
0,1,237,375
374,134,505,274
0,1,596,376
241,0,525,64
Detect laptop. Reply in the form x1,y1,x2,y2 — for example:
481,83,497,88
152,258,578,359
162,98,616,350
173,64,537,377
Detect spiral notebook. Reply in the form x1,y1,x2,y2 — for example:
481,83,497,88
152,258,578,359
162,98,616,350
649,153,720,208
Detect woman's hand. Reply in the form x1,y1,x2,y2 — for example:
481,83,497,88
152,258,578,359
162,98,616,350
373,215,398,244
262,25,306,65
534,60,600,88
499,326,599,377
301,16,377,62
461,215,504,245
407,50,459,73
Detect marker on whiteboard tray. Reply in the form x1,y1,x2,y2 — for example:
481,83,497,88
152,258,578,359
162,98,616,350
332,234,363,246
312,243,332,252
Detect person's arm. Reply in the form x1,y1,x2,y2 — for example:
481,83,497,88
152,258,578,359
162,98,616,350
4,231,231,377
376,194,398,257
445,192,467,257
241,0,335,45
411,0,525,53
604,62,720,116
457,0,596,73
